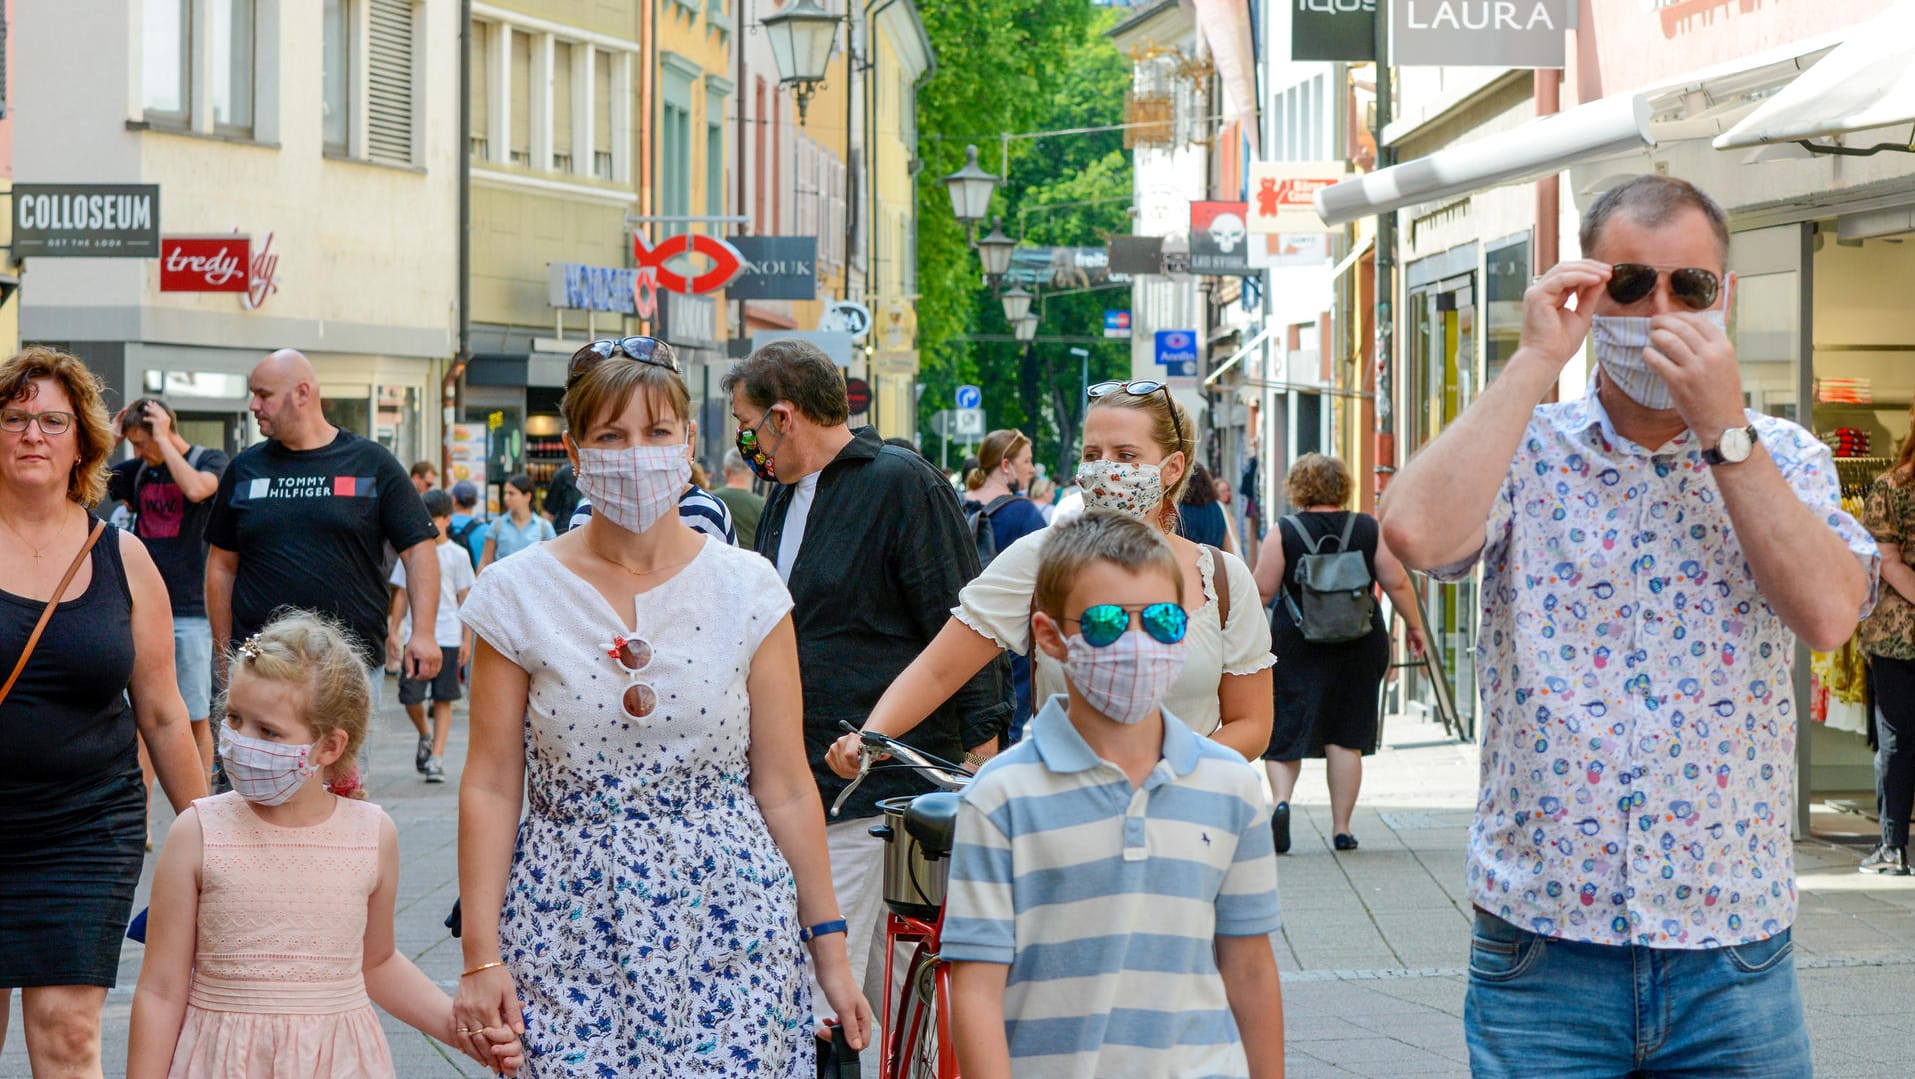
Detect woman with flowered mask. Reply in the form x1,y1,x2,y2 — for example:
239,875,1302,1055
453,337,872,1075
826,382,1275,777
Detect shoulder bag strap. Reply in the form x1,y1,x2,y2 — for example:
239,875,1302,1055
0,519,108,709
1203,544,1231,628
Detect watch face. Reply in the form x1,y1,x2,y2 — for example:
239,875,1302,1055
1719,426,1754,463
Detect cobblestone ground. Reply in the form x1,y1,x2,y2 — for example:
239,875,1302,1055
7,692,1913,1077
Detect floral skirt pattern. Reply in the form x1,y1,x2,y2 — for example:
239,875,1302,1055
501,770,815,1077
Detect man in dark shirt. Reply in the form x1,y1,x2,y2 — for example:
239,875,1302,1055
713,448,766,548
724,338,1010,1054
107,397,228,780
205,350,441,727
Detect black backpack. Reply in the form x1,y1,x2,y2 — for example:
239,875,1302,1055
448,517,485,569
964,494,1020,568
1280,514,1376,644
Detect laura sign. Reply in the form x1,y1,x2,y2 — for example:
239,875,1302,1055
1248,163,1348,234
161,236,251,292
1391,0,1571,68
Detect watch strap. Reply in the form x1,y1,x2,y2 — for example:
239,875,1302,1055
1702,424,1757,466
800,918,848,943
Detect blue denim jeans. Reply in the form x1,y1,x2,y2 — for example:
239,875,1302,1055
1465,910,1812,1078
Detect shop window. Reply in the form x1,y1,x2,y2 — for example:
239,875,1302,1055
209,0,254,134
1485,236,1530,387
366,0,415,165
143,0,191,122
553,41,575,174
322,0,351,154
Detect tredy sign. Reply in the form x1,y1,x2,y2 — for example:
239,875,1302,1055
1391,0,1571,67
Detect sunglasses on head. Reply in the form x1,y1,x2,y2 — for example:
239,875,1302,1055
567,336,680,386
1069,602,1189,648
1605,263,1720,311
1087,380,1185,453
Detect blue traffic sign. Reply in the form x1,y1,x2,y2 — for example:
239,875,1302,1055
955,384,982,410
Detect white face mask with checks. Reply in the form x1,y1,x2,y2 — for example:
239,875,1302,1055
220,729,321,806
1064,630,1187,725
577,444,691,534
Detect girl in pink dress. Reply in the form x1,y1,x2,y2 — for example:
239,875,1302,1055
127,612,523,1079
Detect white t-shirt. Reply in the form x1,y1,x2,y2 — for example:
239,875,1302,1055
390,540,477,648
775,472,821,583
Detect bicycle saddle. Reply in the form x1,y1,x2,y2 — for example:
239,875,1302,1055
904,791,961,858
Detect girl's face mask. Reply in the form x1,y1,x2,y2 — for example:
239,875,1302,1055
219,728,321,806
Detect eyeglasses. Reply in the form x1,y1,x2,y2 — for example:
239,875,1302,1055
567,337,680,386
1605,263,1720,311
1068,602,1189,648
0,409,75,436
1087,380,1185,453
607,635,658,720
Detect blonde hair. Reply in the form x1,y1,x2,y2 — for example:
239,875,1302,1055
219,611,373,799
966,429,1029,491
562,345,692,439
0,348,114,506
1285,453,1352,508
1034,510,1184,621
1087,389,1195,531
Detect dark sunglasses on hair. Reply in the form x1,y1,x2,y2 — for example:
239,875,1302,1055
1087,380,1186,453
1069,602,1189,648
567,336,680,385
1605,263,1720,311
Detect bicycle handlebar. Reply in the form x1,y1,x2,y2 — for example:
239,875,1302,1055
829,722,972,817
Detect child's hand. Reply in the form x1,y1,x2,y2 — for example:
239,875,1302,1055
482,1025,526,1075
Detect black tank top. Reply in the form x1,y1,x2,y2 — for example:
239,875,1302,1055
0,522,138,793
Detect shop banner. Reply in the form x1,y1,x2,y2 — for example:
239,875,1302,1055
658,292,722,351
1293,0,1376,62
1003,246,1131,289
548,261,638,313
1392,0,1571,68
1155,330,1200,378
1189,201,1251,276
14,183,160,257
751,330,855,366
726,236,819,300
160,236,251,292
1107,235,1164,276
1248,163,1348,234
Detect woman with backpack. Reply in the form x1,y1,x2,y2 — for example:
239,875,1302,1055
961,429,1047,723
1254,453,1425,855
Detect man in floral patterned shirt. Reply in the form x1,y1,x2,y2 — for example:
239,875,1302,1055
1382,175,1879,1077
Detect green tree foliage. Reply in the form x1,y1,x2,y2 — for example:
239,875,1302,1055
914,3,1134,478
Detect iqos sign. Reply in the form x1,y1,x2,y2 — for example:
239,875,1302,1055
1293,0,1376,61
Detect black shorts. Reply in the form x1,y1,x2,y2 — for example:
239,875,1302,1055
399,645,463,705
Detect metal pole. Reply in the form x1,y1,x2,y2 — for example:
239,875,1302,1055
446,0,472,486
1372,3,1396,496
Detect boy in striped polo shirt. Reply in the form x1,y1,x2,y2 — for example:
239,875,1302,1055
944,512,1283,1078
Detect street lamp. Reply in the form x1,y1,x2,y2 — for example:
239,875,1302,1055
976,217,1016,280
940,144,999,233
762,0,840,123
1000,284,1033,324
1014,312,1040,343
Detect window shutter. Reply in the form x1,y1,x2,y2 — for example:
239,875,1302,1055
468,21,490,157
552,42,574,168
367,0,415,164
509,28,531,163
592,50,613,178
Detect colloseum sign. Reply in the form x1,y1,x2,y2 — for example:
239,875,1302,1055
13,183,162,258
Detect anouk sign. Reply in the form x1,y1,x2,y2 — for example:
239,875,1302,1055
1391,0,1570,67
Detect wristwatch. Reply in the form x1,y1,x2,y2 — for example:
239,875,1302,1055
1701,424,1758,466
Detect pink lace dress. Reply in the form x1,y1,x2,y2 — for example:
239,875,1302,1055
167,792,397,1079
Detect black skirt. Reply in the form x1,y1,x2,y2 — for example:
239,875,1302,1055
1264,602,1390,761
0,770,146,987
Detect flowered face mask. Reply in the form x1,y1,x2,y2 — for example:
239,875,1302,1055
736,411,784,483
220,728,321,806
576,444,690,534
1075,460,1165,519
1064,628,1187,725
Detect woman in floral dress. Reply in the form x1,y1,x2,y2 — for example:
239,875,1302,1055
453,338,871,1075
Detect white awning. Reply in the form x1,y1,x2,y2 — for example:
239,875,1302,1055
1715,2,1915,150
1313,94,1654,228
1329,235,1375,283
1202,323,1279,389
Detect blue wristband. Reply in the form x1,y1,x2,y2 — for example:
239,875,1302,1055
800,919,848,943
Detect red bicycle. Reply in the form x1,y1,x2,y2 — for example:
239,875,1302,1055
830,725,972,1079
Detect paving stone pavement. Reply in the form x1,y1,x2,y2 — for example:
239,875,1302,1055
9,693,1915,1076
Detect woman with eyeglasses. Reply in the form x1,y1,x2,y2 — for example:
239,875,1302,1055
0,349,208,1075
826,380,1274,773
453,338,872,1075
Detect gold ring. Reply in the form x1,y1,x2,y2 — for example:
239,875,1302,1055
458,1027,479,1036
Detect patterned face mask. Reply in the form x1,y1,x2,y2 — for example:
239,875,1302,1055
1591,310,1726,412
220,728,321,806
1064,629,1187,725
577,444,691,534
1075,460,1165,519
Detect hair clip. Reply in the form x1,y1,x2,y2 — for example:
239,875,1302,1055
236,636,264,663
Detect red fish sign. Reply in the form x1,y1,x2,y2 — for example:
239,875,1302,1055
631,232,746,301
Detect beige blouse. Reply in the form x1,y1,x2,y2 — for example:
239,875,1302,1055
953,526,1276,735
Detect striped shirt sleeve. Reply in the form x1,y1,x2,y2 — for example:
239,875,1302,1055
940,797,1017,964
679,487,738,545
1214,781,1281,937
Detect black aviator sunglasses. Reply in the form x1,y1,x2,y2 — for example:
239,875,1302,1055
1087,380,1186,452
567,336,681,385
1605,263,1720,311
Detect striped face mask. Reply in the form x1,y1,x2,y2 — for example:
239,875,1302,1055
220,729,321,806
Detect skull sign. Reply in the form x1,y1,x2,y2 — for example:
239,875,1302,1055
1208,213,1247,254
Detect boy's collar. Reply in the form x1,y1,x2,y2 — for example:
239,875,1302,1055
1028,694,1200,777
